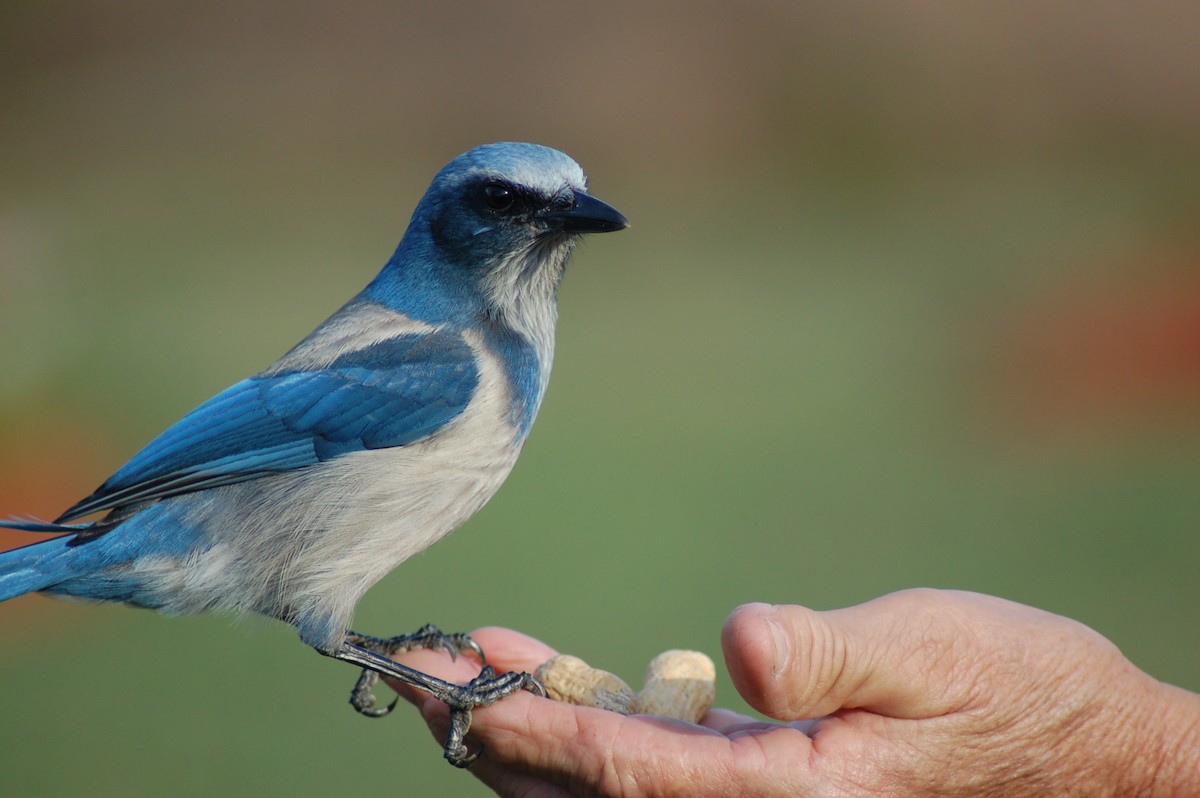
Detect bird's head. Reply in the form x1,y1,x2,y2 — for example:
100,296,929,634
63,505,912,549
372,143,627,337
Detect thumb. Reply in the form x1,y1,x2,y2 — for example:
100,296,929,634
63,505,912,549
721,591,980,721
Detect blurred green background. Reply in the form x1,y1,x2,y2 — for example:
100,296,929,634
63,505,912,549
2,2,1198,795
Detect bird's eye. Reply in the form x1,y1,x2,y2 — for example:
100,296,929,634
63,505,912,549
482,183,515,212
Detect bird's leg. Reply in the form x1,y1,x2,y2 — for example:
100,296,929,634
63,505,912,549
329,639,545,767
344,624,486,717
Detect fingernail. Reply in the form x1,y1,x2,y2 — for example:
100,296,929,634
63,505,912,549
765,607,789,679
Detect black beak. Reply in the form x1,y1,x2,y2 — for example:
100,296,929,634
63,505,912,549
541,192,629,233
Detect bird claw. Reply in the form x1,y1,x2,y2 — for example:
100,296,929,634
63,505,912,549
345,624,486,717
349,668,400,717
332,637,545,767
441,666,547,768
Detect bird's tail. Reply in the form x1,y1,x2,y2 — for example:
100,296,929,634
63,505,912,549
0,524,84,602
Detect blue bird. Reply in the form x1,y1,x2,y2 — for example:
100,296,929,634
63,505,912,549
0,142,627,766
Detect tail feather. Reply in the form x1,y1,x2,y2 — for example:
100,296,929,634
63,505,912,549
1,517,90,533
0,535,79,602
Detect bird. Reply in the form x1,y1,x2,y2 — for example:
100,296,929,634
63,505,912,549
0,141,627,766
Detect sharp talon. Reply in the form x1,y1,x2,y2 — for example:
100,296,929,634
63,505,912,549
361,696,400,718
445,740,480,768
350,668,384,716
461,636,486,665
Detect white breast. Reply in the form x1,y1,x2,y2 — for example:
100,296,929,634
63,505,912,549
138,326,526,651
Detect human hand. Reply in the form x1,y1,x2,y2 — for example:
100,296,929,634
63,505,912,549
388,590,1200,797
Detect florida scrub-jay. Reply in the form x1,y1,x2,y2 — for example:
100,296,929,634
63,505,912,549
0,141,628,766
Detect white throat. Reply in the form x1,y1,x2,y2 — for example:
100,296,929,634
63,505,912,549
482,234,575,395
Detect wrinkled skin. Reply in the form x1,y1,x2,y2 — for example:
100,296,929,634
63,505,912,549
390,589,1200,797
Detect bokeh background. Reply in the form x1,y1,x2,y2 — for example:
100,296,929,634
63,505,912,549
2,2,1198,794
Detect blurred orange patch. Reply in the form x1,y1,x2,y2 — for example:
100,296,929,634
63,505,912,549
991,244,1200,439
0,417,117,634
0,419,115,550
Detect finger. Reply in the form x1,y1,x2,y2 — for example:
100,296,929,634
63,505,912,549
722,590,993,721
468,692,816,796
700,707,761,732
466,626,559,672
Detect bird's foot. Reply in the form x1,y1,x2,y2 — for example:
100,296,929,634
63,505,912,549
439,665,546,768
331,640,545,767
347,624,485,662
345,624,486,717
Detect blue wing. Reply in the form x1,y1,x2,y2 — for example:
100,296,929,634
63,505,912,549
56,331,479,522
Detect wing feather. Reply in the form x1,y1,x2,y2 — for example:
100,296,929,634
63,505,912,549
57,331,478,522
